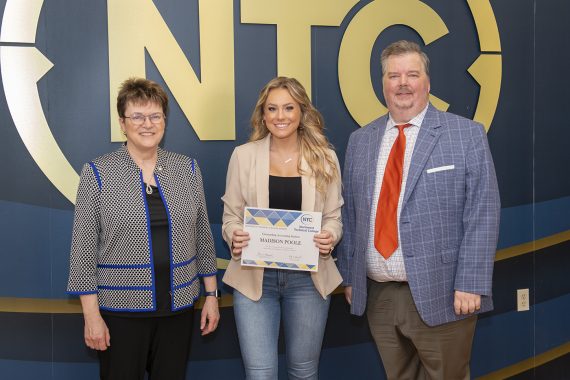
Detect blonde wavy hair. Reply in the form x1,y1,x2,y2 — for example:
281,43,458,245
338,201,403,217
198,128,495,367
249,77,338,193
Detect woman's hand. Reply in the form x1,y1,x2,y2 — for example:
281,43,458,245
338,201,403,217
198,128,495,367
231,230,250,256
201,297,220,336
314,230,335,256
80,294,110,351
84,313,110,351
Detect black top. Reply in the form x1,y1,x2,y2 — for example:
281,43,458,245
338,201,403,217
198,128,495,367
146,184,172,315
269,176,302,211
102,184,184,317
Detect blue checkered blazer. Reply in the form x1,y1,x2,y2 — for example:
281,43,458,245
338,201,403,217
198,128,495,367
337,104,500,326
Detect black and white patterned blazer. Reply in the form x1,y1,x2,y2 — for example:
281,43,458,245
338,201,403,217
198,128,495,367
67,145,217,312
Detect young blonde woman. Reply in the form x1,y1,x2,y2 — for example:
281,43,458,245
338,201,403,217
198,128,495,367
221,77,343,379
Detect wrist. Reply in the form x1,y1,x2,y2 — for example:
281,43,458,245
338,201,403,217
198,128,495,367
204,289,221,299
83,312,103,322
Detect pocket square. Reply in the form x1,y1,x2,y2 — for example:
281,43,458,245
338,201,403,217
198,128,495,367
426,165,455,174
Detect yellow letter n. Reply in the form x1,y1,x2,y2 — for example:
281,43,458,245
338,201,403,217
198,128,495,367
108,0,235,141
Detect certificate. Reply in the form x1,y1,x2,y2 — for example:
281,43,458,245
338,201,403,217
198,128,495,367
241,207,322,272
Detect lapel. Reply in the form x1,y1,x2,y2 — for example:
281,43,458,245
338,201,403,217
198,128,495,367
402,104,444,205
253,134,317,211
154,147,169,190
119,143,165,187
255,135,271,208
118,143,143,172
300,155,316,212
365,116,388,209
119,144,170,203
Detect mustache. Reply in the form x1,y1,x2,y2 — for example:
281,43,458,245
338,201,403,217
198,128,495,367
396,86,412,94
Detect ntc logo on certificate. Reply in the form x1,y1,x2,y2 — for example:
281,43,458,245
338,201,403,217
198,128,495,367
242,207,322,272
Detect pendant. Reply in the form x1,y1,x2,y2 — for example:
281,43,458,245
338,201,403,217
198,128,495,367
146,183,153,195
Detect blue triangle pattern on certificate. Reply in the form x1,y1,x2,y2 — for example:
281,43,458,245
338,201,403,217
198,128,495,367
290,211,303,219
245,208,306,227
245,216,258,225
283,212,302,226
268,210,280,218
252,209,265,217
266,211,281,225
241,259,317,272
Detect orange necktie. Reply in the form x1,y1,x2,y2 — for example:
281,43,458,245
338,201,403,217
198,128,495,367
374,123,411,259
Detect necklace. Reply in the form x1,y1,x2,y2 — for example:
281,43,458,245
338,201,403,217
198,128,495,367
270,141,298,165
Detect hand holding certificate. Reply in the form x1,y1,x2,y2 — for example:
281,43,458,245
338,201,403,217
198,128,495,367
241,207,322,272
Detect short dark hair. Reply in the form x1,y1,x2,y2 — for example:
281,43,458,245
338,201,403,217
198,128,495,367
380,40,430,76
116,77,169,118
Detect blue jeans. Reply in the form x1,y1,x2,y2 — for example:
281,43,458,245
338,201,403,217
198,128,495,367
233,269,331,380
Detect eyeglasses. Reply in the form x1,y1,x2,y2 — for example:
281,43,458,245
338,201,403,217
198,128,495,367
123,113,165,126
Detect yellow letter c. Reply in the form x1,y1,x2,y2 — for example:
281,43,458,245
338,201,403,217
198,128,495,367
338,0,449,127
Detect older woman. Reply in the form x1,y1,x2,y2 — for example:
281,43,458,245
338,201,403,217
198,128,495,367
222,77,343,379
67,78,219,380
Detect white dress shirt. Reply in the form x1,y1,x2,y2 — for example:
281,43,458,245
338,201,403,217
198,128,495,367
366,105,429,282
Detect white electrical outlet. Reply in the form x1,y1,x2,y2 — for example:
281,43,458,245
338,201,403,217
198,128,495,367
517,288,529,311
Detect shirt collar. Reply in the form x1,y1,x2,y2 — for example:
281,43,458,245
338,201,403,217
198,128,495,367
386,103,430,131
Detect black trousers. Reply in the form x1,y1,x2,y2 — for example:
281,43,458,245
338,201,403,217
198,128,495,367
98,310,195,380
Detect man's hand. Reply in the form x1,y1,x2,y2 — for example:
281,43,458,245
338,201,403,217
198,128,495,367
344,286,352,305
454,290,481,315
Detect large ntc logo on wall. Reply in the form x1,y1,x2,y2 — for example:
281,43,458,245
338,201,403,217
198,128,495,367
0,0,501,204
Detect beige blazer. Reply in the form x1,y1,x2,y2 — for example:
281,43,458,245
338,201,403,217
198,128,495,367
221,134,344,300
